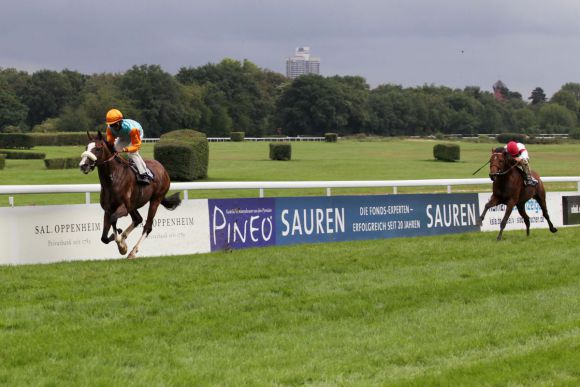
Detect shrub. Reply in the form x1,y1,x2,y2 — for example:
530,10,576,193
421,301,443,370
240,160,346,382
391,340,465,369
433,143,460,162
230,132,245,142
496,133,529,144
2,126,22,133
569,127,580,140
0,154,5,170
0,134,35,149
154,129,209,181
325,133,338,142
44,157,81,169
0,150,46,159
32,132,88,146
269,142,292,161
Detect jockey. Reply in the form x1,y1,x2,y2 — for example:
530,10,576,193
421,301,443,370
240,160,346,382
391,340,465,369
505,140,538,186
105,109,154,185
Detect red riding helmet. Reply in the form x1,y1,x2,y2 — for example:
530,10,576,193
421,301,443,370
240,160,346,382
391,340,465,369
506,141,519,156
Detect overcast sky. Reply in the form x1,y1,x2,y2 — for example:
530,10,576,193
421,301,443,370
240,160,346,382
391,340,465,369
2,0,580,98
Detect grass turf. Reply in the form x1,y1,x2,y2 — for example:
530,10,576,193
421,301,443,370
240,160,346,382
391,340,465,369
0,227,578,385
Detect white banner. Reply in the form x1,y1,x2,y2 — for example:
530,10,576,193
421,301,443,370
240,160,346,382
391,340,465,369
0,200,210,265
478,192,565,232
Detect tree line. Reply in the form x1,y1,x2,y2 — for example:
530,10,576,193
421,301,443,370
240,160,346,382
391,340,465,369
1,58,580,138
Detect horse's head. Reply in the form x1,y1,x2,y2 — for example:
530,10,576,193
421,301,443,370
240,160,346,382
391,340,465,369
488,147,509,181
79,131,115,174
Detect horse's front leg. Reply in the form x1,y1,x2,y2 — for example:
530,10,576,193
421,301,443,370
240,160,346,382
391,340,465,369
109,205,129,255
516,203,531,236
120,210,143,241
497,202,516,241
480,195,500,224
100,211,115,244
128,201,160,259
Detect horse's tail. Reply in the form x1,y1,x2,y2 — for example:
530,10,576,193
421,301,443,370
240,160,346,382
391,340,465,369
161,192,181,211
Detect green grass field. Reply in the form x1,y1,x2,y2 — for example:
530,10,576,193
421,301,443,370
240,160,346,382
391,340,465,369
0,228,578,385
2,139,580,206
1,138,579,385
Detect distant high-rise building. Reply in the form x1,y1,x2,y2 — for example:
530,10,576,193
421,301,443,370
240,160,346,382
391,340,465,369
286,47,320,79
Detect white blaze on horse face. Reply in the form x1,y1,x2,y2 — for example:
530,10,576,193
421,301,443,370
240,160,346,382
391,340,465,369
79,142,97,166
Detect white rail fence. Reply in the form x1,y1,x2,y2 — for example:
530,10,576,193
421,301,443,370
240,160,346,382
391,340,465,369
142,136,326,143
2,177,580,206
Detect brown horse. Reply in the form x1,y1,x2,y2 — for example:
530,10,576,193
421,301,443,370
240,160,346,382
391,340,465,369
480,148,557,240
79,131,181,258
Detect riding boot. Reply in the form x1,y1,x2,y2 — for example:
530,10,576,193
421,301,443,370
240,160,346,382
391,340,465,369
522,163,538,186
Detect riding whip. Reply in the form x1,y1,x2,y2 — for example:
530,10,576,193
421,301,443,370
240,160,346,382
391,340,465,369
471,160,490,175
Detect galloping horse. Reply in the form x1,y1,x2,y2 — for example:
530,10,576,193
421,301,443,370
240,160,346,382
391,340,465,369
79,131,181,258
480,148,557,240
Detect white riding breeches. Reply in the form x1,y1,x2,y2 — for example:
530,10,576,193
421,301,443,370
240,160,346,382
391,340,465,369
114,138,148,175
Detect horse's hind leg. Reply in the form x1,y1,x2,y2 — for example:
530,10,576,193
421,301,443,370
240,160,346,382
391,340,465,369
516,203,531,236
128,201,160,259
120,210,143,241
535,192,558,233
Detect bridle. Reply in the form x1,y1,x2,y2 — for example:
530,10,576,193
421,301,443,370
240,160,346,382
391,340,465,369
489,152,518,178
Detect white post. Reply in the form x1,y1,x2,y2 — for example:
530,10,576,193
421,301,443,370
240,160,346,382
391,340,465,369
8,196,14,207
259,188,264,198
447,185,452,193
326,188,331,196
183,190,188,201
393,187,398,194
85,192,91,205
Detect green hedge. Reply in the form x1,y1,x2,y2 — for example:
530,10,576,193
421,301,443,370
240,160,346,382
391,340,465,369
0,154,5,170
0,134,35,149
324,133,338,142
0,150,46,159
230,132,245,142
496,133,530,143
154,129,209,181
44,157,82,169
32,132,88,146
433,143,460,162
269,142,292,161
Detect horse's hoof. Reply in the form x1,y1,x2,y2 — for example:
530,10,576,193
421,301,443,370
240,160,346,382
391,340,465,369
127,251,137,259
551,227,558,233
118,242,128,255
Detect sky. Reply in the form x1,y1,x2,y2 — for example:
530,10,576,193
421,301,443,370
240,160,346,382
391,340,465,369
2,0,580,98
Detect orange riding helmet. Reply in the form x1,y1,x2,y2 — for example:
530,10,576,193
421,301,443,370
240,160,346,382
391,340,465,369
106,109,123,125
506,141,519,156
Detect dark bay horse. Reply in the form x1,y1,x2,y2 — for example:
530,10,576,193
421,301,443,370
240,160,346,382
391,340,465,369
480,148,557,240
79,131,181,258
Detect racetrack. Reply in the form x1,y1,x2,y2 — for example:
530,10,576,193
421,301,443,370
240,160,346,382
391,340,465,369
0,226,578,385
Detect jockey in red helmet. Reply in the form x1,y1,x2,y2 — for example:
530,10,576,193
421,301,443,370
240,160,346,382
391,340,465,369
505,140,538,186
105,109,153,185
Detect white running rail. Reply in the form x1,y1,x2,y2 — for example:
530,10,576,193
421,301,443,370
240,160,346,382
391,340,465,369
2,177,580,205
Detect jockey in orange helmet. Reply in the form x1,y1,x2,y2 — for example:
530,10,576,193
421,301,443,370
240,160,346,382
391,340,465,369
505,140,538,186
105,109,153,185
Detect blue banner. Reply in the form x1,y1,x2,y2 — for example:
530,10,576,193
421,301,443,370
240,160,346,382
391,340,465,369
275,194,480,245
208,194,480,251
209,198,275,251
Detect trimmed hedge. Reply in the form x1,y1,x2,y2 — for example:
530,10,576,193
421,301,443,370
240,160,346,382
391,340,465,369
154,129,209,181
32,132,88,146
0,154,5,170
496,133,529,144
44,157,82,169
0,134,35,149
269,142,292,161
325,133,338,142
230,132,245,142
433,143,460,162
0,150,46,159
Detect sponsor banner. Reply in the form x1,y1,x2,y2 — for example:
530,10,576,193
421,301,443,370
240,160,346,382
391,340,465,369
562,195,580,225
208,198,275,251
0,200,210,265
276,194,480,245
478,192,565,232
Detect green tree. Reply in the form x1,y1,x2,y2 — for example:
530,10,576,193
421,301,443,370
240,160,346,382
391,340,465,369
0,84,28,131
537,103,576,132
528,87,546,105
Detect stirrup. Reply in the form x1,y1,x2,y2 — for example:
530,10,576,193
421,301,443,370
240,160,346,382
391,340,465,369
136,174,151,185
